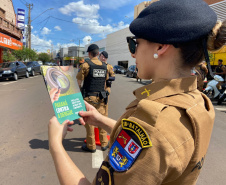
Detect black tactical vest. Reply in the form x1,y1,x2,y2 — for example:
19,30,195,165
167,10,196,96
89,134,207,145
83,59,107,93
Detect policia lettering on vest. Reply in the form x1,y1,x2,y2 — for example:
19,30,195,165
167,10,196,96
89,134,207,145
48,0,226,185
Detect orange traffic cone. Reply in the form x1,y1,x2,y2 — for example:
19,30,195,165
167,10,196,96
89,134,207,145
84,127,110,146
94,127,101,146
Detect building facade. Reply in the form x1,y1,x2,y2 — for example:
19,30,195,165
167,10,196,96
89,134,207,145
59,48,68,59
0,0,23,63
106,27,135,69
68,46,85,58
208,0,226,21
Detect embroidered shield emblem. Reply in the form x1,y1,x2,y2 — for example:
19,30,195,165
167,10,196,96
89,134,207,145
128,141,139,154
109,119,152,172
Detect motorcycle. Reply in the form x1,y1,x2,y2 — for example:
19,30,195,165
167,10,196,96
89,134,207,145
217,84,226,105
203,75,224,99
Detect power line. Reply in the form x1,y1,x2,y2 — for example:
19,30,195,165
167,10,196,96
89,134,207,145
19,0,27,5
35,16,50,25
39,17,50,31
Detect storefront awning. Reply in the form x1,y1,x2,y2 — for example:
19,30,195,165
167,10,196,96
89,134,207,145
0,32,23,50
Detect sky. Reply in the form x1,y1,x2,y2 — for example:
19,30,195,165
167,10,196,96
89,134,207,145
13,0,145,53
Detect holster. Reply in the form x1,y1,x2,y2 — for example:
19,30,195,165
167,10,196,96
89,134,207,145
106,80,112,87
99,91,109,104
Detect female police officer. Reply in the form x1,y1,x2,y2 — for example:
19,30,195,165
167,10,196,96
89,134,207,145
48,0,226,184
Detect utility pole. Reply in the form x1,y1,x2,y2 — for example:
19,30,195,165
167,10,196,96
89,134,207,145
78,39,80,59
26,3,33,49
51,44,53,60
25,6,53,49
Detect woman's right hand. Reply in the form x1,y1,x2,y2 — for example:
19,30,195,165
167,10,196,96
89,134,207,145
78,101,103,127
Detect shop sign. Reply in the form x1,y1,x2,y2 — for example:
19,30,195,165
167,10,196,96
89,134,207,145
0,32,23,50
17,9,25,31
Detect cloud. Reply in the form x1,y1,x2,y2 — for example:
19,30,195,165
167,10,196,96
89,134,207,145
82,36,92,46
98,0,133,9
41,27,51,35
59,1,129,38
31,34,52,52
59,1,99,19
54,26,62,31
59,42,77,48
30,33,92,54
72,18,129,37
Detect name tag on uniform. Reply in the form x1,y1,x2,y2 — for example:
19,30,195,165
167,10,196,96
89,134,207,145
109,119,152,172
93,69,106,77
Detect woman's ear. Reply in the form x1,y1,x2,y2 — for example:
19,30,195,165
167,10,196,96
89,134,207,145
157,44,170,56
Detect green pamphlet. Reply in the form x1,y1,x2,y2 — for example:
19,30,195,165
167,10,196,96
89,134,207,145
41,65,86,124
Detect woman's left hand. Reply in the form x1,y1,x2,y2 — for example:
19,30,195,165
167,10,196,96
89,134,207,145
48,116,74,149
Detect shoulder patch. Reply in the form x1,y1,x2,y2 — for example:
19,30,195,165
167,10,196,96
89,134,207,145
121,119,152,148
109,119,152,172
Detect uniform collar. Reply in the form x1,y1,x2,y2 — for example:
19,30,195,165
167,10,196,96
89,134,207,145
91,57,99,60
133,76,197,101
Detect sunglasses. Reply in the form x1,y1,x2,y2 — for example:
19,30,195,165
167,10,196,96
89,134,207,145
126,36,137,54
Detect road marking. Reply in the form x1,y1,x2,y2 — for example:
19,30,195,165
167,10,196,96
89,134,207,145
215,108,226,111
0,89,26,91
1,81,17,85
92,149,103,168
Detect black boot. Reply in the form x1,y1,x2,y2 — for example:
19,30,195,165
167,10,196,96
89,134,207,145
81,144,96,153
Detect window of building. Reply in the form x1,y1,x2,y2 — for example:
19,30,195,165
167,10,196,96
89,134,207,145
0,8,5,18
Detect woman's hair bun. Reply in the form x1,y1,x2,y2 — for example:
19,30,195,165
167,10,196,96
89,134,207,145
207,20,226,51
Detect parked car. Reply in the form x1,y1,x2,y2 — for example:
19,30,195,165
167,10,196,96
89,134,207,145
0,61,29,81
113,65,126,74
45,62,57,66
126,65,137,78
24,61,42,76
37,61,43,65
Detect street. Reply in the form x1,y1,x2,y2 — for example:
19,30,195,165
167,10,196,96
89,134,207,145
0,72,226,185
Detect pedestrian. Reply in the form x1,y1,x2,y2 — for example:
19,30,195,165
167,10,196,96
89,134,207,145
48,0,226,184
215,59,226,82
76,44,109,153
99,51,115,117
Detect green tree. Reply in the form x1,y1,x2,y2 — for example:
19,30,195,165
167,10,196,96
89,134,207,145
13,47,38,61
3,50,16,62
38,53,51,63
25,48,38,61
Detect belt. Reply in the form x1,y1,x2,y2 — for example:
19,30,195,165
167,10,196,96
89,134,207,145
86,92,100,97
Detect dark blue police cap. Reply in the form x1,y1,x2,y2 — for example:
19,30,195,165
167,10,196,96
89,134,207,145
87,44,99,52
101,51,108,58
129,0,217,44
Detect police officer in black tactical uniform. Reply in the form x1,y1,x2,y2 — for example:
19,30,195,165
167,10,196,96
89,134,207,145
76,44,109,153
99,51,115,117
